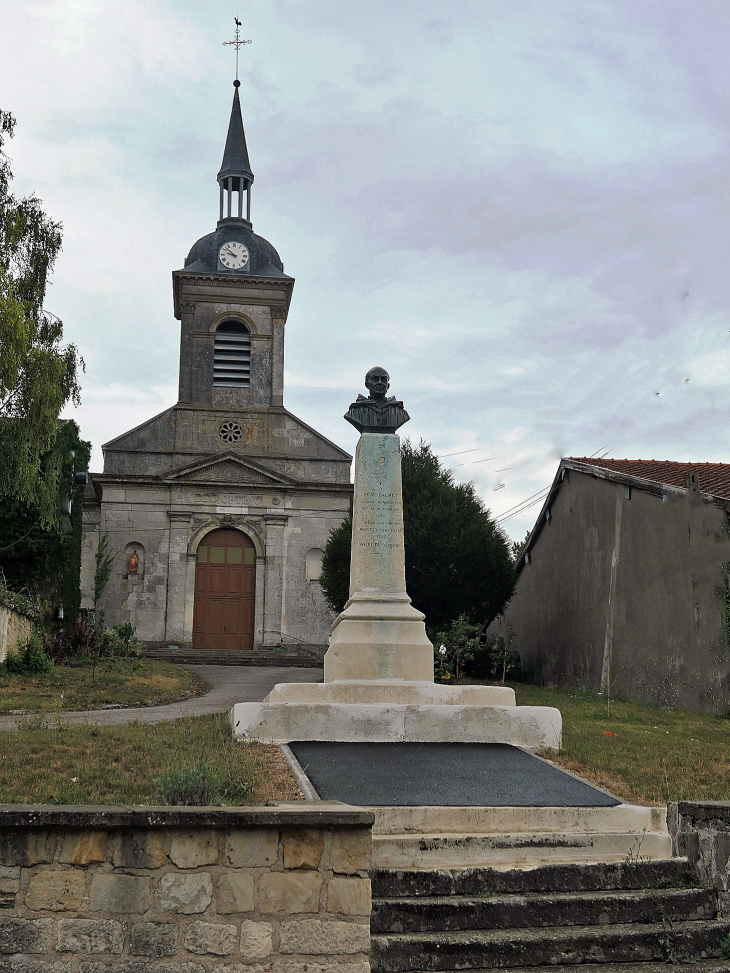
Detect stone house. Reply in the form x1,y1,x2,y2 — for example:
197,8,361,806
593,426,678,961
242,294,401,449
494,457,730,712
81,82,352,655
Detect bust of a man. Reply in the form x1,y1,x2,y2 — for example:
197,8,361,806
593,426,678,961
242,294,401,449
344,366,410,434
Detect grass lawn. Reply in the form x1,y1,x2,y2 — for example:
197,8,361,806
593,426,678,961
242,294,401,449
2,678,728,808
0,659,202,713
0,714,301,806
510,682,730,806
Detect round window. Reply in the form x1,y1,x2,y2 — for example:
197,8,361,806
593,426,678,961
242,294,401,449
219,420,243,444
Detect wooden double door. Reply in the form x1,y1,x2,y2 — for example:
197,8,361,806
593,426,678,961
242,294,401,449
193,529,255,650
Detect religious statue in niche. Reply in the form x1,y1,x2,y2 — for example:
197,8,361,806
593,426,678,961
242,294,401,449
129,550,139,574
344,366,410,434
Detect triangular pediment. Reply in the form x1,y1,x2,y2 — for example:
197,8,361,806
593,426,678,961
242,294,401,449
163,452,296,487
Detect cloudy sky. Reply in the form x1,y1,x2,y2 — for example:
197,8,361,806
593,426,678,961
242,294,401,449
3,0,730,542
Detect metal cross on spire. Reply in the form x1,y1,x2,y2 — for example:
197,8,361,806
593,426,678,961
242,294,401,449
223,17,251,82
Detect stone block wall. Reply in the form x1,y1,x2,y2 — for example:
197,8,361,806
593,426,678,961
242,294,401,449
0,805,373,973
669,801,730,916
0,605,33,664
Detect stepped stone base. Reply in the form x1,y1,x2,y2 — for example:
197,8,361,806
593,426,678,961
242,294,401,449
230,679,561,749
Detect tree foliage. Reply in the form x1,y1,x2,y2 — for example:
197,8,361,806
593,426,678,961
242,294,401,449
319,439,515,629
0,420,90,612
0,109,82,524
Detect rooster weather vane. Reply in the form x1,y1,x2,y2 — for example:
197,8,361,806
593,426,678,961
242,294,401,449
223,17,251,82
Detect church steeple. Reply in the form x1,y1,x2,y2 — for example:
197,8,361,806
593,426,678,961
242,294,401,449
217,81,254,226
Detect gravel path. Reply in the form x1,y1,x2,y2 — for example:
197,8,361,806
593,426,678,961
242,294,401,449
0,665,324,732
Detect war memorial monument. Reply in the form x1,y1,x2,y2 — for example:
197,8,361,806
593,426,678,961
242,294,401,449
231,369,562,749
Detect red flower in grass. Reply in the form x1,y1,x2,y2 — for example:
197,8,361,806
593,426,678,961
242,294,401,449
603,731,618,737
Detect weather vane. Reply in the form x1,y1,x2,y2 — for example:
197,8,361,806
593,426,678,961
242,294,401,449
223,17,251,82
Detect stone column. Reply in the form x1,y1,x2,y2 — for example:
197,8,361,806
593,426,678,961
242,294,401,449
262,515,287,645
165,511,192,643
254,554,266,647
324,433,433,682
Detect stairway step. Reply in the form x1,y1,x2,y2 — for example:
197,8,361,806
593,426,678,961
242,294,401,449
372,804,666,836
372,830,672,870
390,962,730,973
371,858,694,898
143,645,323,666
371,919,730,972
371,886,716,934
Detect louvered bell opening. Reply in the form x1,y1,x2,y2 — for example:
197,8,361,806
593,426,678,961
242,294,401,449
213,321,251,387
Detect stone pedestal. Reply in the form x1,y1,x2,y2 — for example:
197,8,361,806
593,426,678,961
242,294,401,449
324,433,433,682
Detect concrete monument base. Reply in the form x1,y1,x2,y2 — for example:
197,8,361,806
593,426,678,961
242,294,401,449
324,592,434,682
230,678,562,751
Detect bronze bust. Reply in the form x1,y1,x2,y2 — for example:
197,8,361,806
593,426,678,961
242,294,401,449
344,367,410,434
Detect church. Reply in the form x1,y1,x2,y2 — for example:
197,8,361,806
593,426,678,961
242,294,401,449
80,80,353,657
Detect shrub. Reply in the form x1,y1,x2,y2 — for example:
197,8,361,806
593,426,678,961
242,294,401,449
155,759,219,806
154,758,255,806
43,614,142,663
4,631,53,675
109,621,142,657
432,614,479,684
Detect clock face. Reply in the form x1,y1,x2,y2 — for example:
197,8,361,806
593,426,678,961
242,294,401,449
219,241,250,270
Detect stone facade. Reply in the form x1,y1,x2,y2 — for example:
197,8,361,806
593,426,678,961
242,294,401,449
0,805,373,973
669,802,730,917
0,604,33,663
81,90,353,654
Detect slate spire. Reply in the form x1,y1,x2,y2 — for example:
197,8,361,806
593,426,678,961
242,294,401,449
217,81,254,225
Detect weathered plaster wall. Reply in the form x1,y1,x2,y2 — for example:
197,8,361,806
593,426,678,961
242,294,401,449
0,606,33,663
0,805,373,973
498,469,730,712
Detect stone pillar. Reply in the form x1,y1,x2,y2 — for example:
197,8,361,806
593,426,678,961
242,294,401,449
182,552,197,643
165,511,192,643
324,433,433,682
254,554,265,646
262,515,287,645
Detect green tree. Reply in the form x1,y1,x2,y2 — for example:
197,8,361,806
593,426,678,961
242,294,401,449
0,109,82,525
0,420,90,614
93,533,115,615
319,439,515,629
319,511,352,616
510,531,530,564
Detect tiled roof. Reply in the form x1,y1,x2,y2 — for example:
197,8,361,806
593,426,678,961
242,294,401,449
568,458,730,500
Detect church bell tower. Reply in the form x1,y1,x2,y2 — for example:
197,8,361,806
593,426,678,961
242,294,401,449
172,80,294,412
89,68,351,657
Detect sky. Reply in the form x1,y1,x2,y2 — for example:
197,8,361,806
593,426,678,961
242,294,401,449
3,0,730,542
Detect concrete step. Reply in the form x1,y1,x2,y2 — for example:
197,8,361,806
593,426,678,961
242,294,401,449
370,858,695,898
372,829,673,870
370,918,730,972
370,886,716,934
371,804,666,836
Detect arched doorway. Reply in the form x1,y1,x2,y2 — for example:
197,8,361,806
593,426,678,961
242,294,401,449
193,529,255,650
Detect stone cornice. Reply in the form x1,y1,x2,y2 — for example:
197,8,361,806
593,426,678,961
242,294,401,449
172,269,295,320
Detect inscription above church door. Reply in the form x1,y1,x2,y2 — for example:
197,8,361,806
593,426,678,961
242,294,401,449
193,529,255,650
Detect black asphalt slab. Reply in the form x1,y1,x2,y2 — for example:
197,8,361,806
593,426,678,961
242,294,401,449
288,742,620,807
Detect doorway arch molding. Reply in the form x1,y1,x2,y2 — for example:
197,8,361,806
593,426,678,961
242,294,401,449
188,516,265,558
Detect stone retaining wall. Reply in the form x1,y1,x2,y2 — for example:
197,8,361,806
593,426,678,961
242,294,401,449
0,805,374,973
668,801,730,916
0,605,33,664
